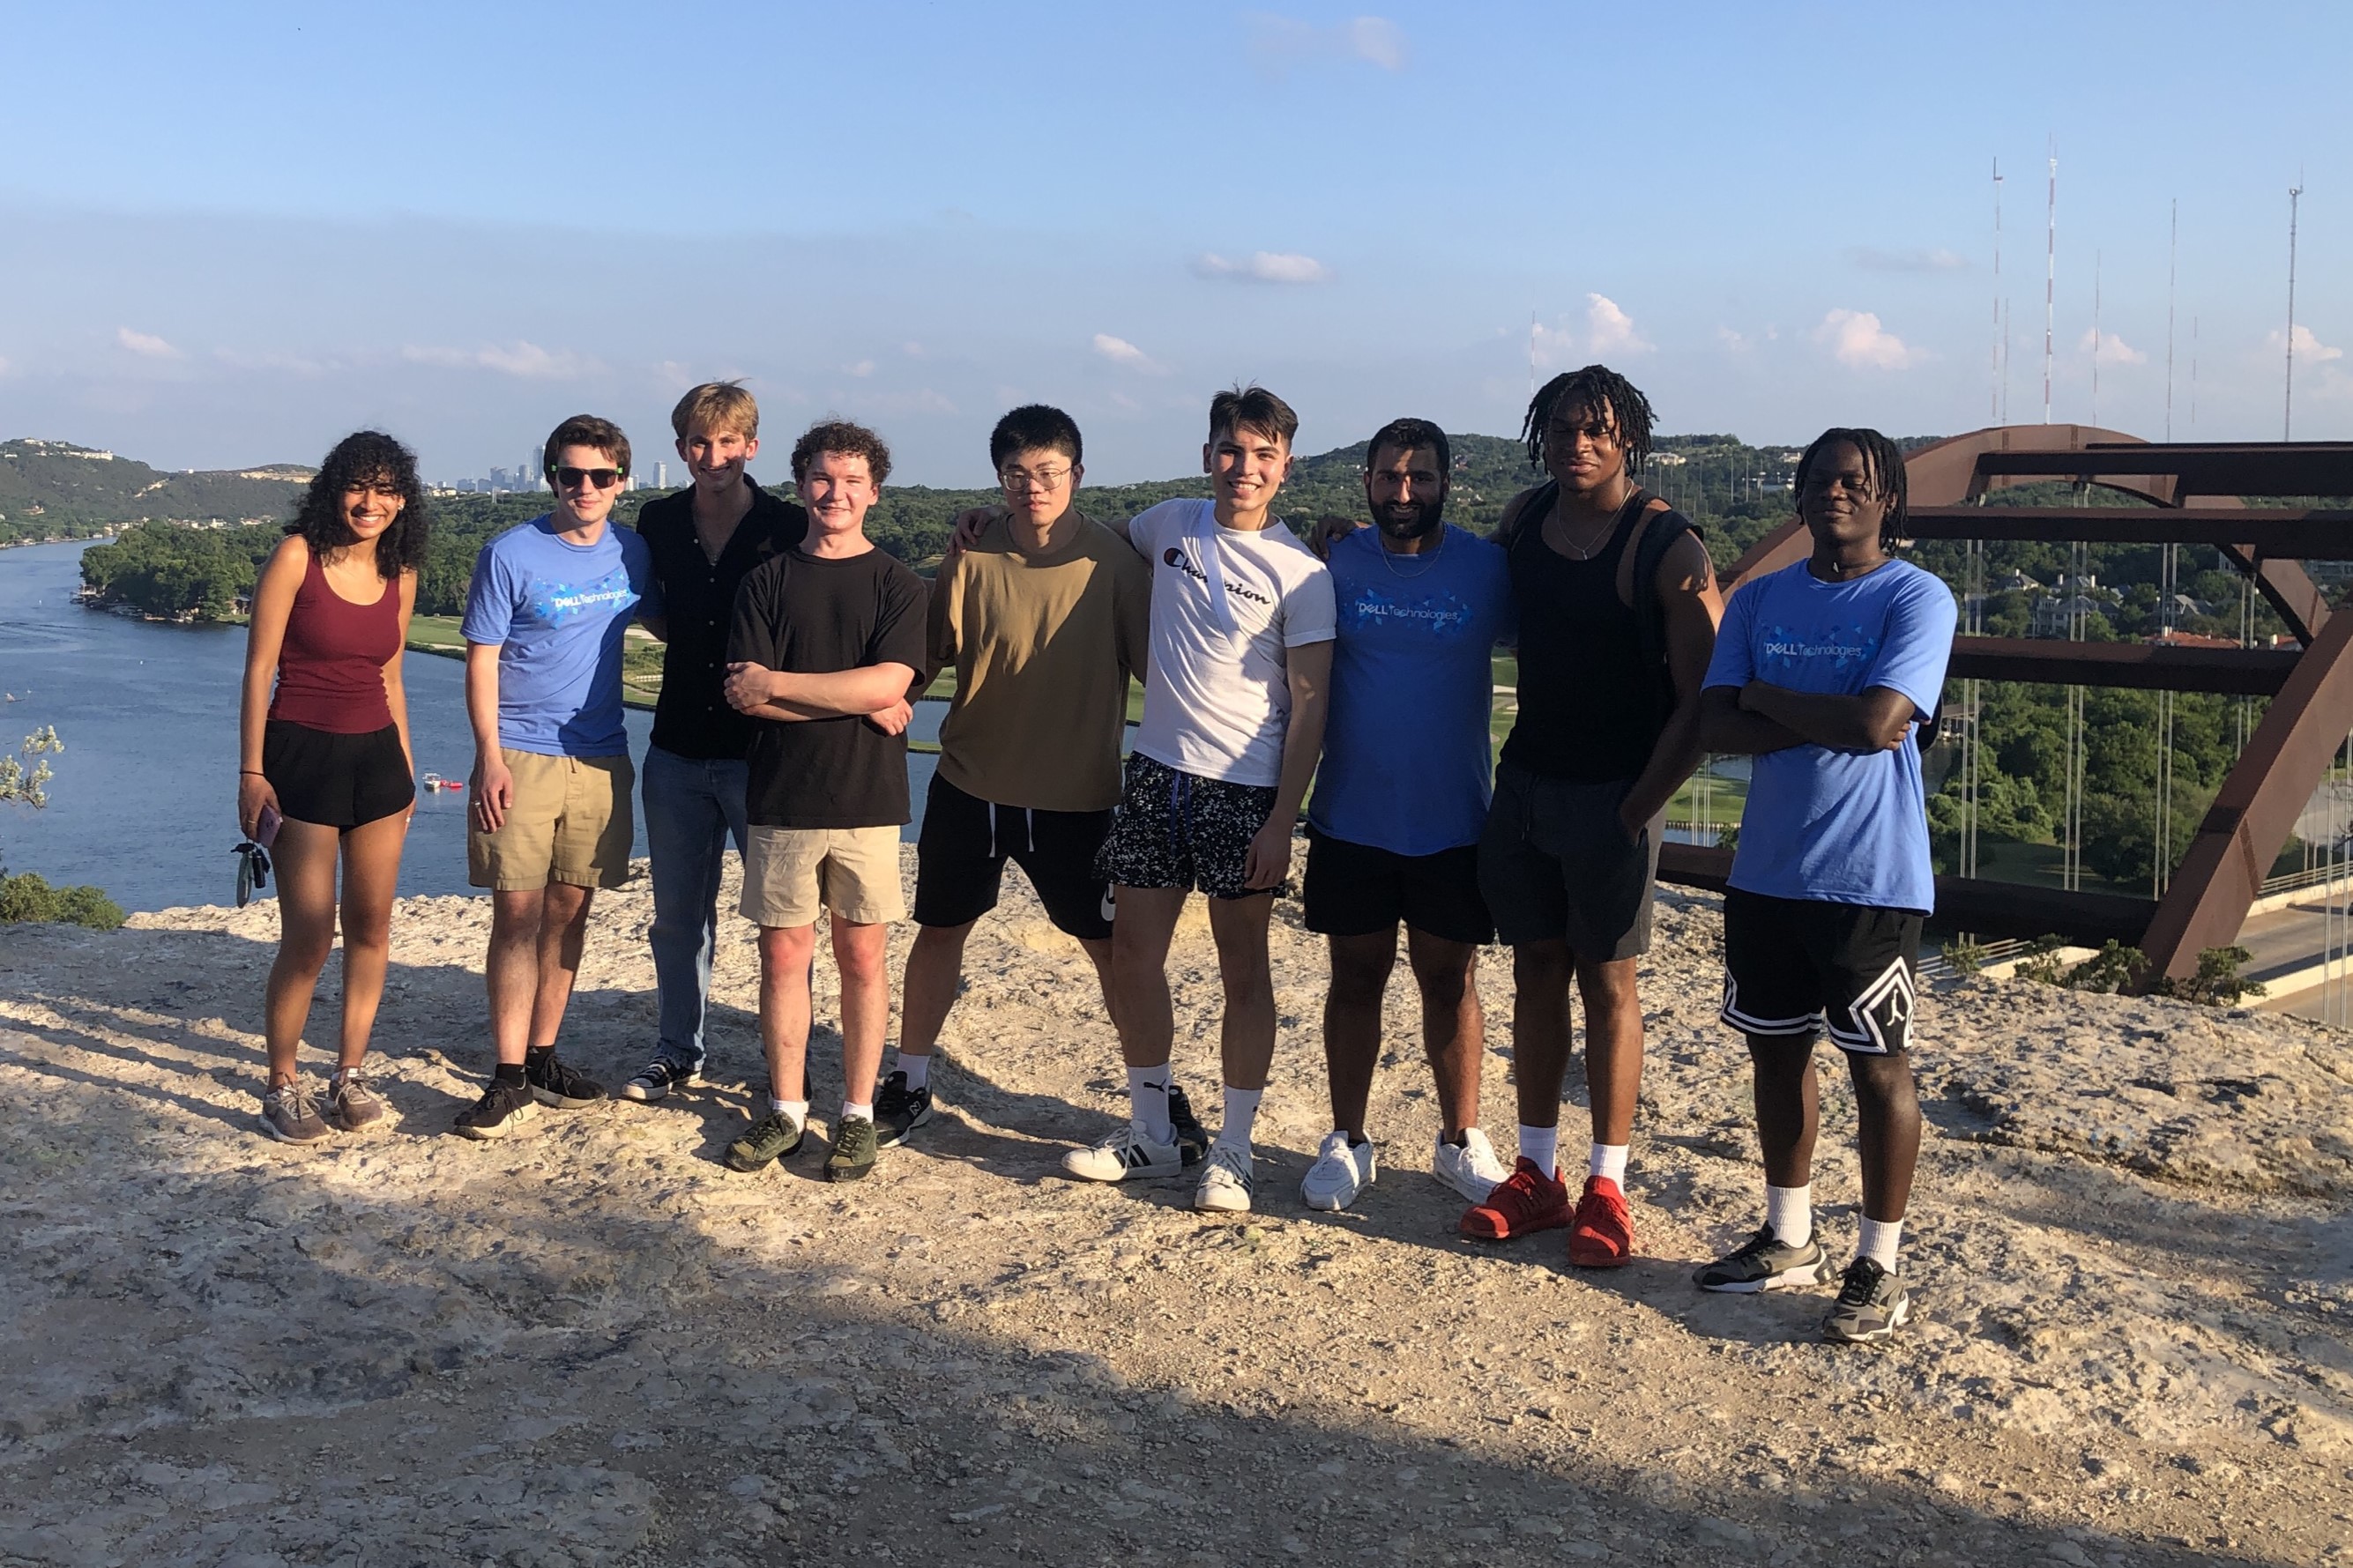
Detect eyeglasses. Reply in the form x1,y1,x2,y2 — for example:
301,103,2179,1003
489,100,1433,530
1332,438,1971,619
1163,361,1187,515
553,465,626,490
998,466,1072,493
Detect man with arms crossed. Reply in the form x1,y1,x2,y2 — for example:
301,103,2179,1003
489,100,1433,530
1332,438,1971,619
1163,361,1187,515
1697,427,1955,1343
880,405,1180,1150
1064,384,1335,1215
1463,365,1719,1267
622,381,808,1103
720,420,926,1184
1298,417,1514,1211
457,414,663,1138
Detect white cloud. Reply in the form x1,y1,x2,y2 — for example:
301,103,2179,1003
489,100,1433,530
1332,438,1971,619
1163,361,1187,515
1716,326,1751,353
1091,332,1167,374
116,326,181,359
1816,308,1920,370
901,342,926,358
212,348,330,375
1192,250,1333,285
1847,246,1970,273
1246,13,1406,76
1584,294,1650,356
2078,328,2148,367
2271,323,2345,363
854,388,957,416
842,359,876,378
1531,316,1577,370
402,340,596,379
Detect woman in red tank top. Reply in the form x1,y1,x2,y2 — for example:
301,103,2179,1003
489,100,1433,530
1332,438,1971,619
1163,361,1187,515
236,432,428,1144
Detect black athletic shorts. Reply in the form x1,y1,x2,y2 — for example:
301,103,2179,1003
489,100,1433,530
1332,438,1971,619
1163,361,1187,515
1719,888,1924,1055
1478,762,1659,958
262,719,413,831
1096,752,1279,901
1301,825,1493,945
913,774,1114,940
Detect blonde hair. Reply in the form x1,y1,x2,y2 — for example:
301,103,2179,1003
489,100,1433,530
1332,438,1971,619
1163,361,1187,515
671,381,760,442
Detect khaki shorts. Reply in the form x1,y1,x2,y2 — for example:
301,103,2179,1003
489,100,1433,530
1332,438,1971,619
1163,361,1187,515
741,825,906,927
468,748,636,891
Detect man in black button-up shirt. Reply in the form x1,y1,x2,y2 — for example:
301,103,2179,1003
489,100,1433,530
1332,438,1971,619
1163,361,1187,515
621,383,808,1103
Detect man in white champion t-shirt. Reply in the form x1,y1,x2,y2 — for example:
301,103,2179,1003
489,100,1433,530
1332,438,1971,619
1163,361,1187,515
1061,384,1337,1215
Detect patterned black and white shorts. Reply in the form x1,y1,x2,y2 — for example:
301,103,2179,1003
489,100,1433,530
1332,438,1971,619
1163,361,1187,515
1096,752,1279,901
1720,888,1924,1055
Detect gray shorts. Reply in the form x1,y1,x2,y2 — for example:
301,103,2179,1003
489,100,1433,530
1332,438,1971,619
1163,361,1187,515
1477,762,1660,958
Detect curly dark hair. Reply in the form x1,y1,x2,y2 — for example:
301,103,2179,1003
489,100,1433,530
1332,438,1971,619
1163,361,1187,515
1521,365,1655,478
791,419,893,485
284,430,428,580
1794,427,1910,549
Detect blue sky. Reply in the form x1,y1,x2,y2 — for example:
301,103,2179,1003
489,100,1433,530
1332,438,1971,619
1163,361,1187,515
2,1,2346,484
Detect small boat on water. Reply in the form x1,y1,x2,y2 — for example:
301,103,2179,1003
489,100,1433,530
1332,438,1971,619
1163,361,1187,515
419,771,463,792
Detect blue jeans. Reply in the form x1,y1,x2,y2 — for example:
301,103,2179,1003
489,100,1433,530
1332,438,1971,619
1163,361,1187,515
642,744,750,1071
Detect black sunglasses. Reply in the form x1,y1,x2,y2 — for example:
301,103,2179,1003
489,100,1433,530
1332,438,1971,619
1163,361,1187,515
233,840,272,907
552,465,626,490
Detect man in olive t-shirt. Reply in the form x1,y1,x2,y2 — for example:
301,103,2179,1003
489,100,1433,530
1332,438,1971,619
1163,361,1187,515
880,405,1161,1151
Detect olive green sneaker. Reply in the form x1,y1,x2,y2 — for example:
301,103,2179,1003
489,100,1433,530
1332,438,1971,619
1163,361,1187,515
826,1115,879,1183
725,1107,806,1172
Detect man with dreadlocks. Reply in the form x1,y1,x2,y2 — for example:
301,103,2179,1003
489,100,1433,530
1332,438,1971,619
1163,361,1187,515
1696,427,1955,1343
1461,365,1721,1267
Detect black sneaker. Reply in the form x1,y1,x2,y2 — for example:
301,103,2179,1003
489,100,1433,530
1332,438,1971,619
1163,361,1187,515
1694,1226,1836,1294
725,1108,806,1172
1823,1257,1912,1344
620,1054,696,1103
875,1070,934,1149
453,1078,539,1141
526,1050,605,1110
827,1116,879,1183
1167,1081,1210,1167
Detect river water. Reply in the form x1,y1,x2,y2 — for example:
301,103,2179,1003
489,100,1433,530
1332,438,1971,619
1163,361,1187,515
0,539,940,910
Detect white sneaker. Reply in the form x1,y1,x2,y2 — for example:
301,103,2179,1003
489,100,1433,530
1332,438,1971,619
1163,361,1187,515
1194,1142,1255,1214
1433,1127,1509,1203
1299,1130,1376,1211
1062,1121,1183,1183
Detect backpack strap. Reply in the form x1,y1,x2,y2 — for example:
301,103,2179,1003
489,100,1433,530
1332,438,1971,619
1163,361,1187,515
1493,479,1559,553
1629,496,1702,722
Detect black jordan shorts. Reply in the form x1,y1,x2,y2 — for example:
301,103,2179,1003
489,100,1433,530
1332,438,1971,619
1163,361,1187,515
1300,825,1493,945
912,774,1115,940
1719,888,1925,1056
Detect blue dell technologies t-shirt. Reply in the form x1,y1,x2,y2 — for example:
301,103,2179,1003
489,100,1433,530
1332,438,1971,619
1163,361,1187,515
1703,558,1956,911
1310,524,1513,858
460,516,662,758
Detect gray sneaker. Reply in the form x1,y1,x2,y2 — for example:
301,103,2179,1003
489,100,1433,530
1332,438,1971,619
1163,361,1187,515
724,1107,806,1172
260,1079,333,1145
1822,1257,1912,1343
326,1068,385,1131
1694,1226,1836,1293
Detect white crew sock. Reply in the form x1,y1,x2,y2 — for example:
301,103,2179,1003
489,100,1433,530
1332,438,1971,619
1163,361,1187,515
1589,1142,1629,1185
1218,1086,1264,1157
1517,1124,1560,1178
1128,1066,1174,1146
1858,1215,1904,1271
897,1053,931,1091
841,1099,874,1125
1766,1183,1813,1247
770,1097,809,1123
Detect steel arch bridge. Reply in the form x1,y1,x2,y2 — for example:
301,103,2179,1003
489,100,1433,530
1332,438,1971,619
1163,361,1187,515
1654,425,2353,988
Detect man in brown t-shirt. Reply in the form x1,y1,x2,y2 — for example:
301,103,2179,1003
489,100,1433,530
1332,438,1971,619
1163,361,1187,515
877,405,1169,1149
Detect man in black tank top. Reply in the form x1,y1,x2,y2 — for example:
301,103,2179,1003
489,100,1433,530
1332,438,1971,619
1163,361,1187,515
1460,365,1723,1268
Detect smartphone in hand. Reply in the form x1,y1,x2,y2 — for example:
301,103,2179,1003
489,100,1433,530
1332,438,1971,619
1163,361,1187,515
256,804,283,849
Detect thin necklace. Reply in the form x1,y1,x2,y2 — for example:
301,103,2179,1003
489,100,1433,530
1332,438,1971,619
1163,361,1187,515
1379,525,1447,576
1548,487,1635,561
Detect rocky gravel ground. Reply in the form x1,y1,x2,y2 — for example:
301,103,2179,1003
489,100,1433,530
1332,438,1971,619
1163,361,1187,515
1,849,2349,1566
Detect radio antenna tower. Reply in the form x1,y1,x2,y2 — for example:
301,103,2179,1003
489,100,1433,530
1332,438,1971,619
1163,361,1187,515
1992,159,2004,423
2286,180,2305,439
2092,249,2104,428
2165,199,2178,441
2043,139,2058,426
1529,310,1538,403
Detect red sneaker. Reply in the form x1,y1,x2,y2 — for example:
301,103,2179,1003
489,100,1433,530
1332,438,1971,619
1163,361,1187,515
1458,1156,1570,1240
1567,1174,1634,1267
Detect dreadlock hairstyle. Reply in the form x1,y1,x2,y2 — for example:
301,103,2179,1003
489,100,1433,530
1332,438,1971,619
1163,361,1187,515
285,430,428,582
1520,365,1656,478
1793,427,1910,549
